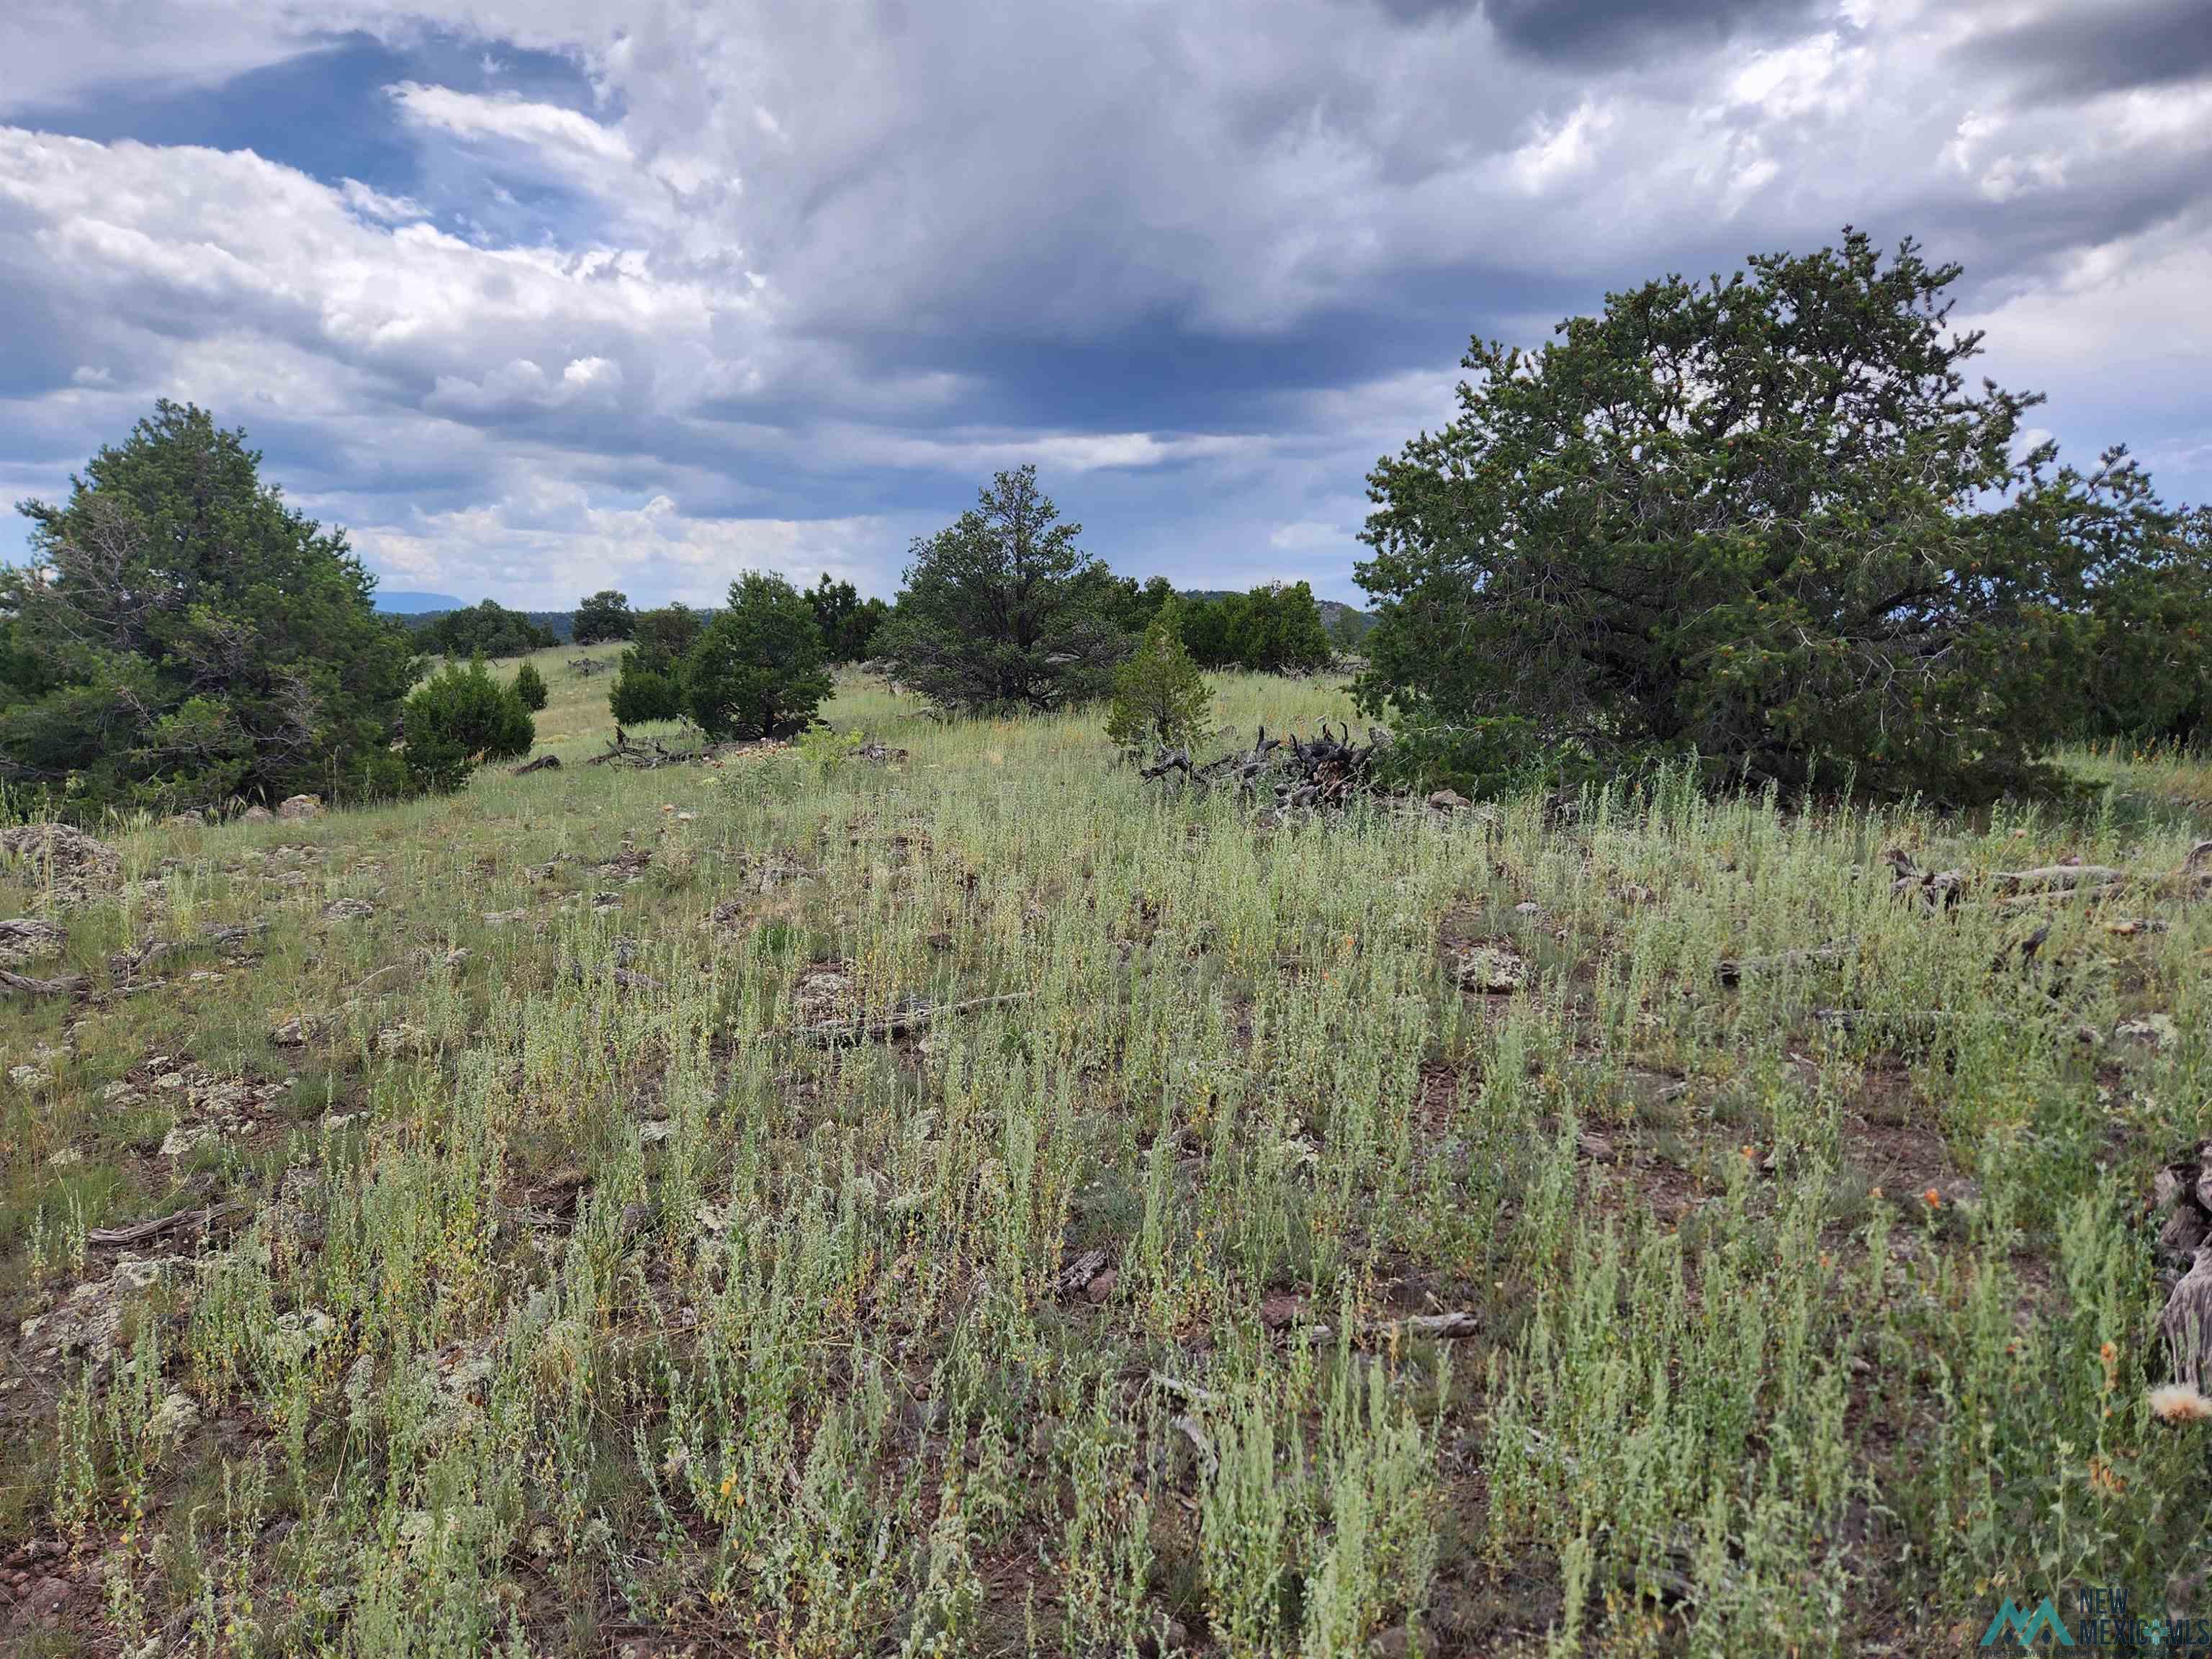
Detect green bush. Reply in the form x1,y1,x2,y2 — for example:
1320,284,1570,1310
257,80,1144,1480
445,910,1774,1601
404,657,534,790
0,401,421,816
1105,604,1212,754
873,466,1126,713
572,589,634,645
512,661,549,711
417,600,557,660
608,662,685,726
1356,229,2184,804
682,572,833,739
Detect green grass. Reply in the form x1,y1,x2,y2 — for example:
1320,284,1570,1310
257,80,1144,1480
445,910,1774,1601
3,655,2209,1655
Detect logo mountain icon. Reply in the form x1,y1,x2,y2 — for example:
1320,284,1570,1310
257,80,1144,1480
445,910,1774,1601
1979,1597,2075,1647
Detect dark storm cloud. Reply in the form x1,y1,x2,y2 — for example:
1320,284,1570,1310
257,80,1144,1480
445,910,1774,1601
1967,0,2212,101
1367,0,1821,62
2,0,2210,594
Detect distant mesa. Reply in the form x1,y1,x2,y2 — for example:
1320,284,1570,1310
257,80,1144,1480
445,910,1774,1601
375,590,464,614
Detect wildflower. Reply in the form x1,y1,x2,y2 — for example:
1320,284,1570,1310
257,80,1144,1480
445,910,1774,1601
1922,1187,1942,1210
2149,1384,2212,1425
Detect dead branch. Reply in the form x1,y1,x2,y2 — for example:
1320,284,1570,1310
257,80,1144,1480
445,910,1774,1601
1715,939,1853,987
512,753,562,775
1,966,88,997
792,992,1035,1048
86,1202,248,1249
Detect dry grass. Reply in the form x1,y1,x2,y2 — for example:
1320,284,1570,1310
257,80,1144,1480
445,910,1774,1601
2,652,2209,1655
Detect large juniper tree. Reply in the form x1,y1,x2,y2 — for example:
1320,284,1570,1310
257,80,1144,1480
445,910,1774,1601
1356,230,2179,801
875,466,1126,714
1,401,421,813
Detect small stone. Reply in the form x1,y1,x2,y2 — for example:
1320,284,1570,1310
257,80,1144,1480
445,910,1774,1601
276,794,325,822
46,1148,82,1168
1259,1292,1303,1330
8,1064,50,1089
1455,945,1530,995
269,1015,319,1047
159,1123,215,1159
638,1119,673,1145
99,1080,140,1105
154,1071,186,1091
149,1393,200,1442
240,806,274,824
320,897,377,922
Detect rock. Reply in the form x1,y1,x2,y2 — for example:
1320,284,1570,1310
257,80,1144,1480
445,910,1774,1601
638,1119,673,1145
1260,1292,1304,1330
276,794,325,822
159,1123,215,1159
98,1080,139,1105
46,1148,81,1168
17,1575,70,1622
481,908,529,926
8,1064,50,1089
148,1393,200,1442
1455,944,1530,995
0,824,121,908
1426,788,1473,814
0,917,68,967
2119,1014,2181,1051
269,1015,320,1047
240,806,274,824
320,897,376,922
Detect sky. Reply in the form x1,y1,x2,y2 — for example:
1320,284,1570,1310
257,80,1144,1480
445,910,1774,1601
1,0,2208,608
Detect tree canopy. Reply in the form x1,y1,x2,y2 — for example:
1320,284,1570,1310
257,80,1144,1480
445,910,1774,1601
1356,229,2184,801
874,467,1126,714
683,572,834,739
418,600,558,660
1105,601,1212,754
1,400,420,814
572,589,634,644
807,574,890,663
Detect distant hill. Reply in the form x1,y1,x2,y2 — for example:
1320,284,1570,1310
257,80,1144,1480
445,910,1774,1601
375,590,464,614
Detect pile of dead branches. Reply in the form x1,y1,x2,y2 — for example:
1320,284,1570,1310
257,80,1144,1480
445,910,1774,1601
1136,724,1393,815
1886,840,2212,912
589,727,706,769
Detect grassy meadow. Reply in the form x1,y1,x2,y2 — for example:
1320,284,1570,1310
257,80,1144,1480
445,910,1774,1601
3,644,2210,1655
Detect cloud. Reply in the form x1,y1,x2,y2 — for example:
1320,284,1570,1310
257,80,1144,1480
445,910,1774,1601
1,0,2210,609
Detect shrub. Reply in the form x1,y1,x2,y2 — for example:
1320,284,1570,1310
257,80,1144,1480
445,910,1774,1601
512,661,549,711
608,662,684,726
681,572,833,739
572,589,634,645
1356,229,2182,804
404,657,534,790
873,466,1127,713
1106,604,1212,754
807,575,891,663
418,600,557,659
0,400,421,816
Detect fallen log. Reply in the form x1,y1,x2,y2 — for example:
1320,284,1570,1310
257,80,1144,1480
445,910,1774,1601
793,992,1035,1048
109,920,270,978
1715,940,1853,987
512,753,562,775
86,1201,248,1249
1,966,87,998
